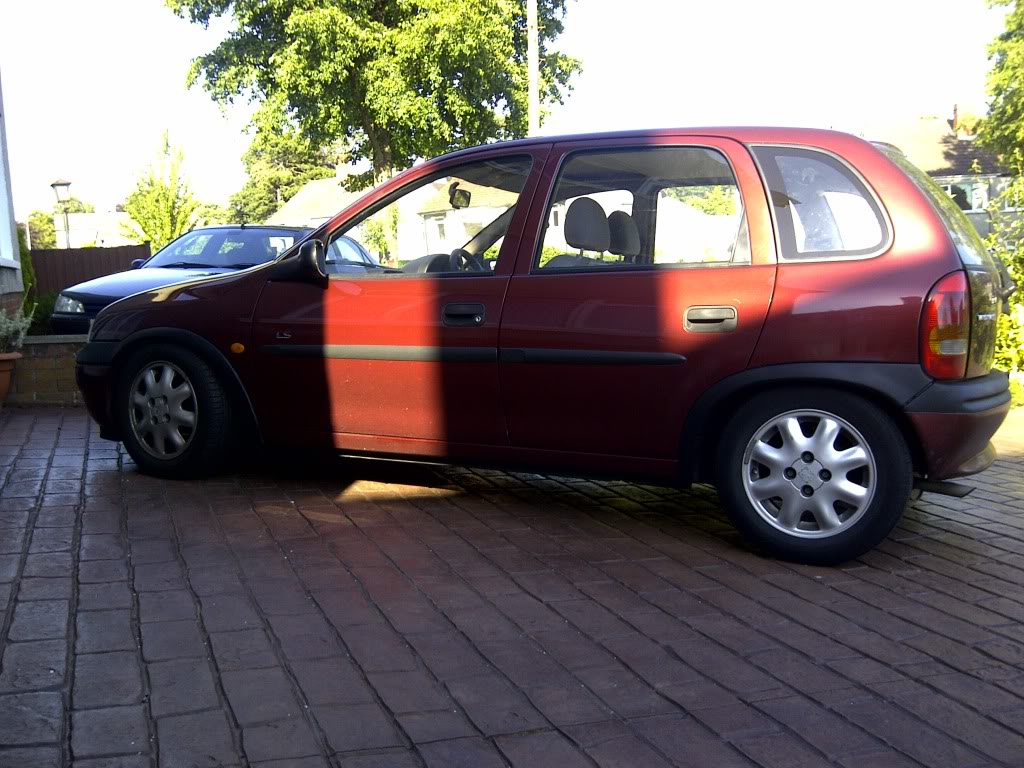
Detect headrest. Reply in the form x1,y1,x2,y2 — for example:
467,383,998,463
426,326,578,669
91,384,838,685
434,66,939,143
564,198,609,253
608,211,640,258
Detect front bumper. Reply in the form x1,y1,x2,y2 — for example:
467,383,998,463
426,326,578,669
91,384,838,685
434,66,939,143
51,313,92,335
905,370,1011,479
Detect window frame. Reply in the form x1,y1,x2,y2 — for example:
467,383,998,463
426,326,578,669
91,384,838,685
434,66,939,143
529,144,754,275
323,153,537,279
750,144,893,263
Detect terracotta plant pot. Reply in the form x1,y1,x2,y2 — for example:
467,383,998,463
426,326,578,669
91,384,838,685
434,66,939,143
0,351,22,410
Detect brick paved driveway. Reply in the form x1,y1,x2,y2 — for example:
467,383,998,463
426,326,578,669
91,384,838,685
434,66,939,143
2,407,1024,768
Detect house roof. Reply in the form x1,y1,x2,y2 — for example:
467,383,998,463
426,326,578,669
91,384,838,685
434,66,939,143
866,115,1008,177
266,177,366,226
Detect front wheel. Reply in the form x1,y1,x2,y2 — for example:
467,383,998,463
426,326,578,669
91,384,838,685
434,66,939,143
116,345,232,479
715,389,912,565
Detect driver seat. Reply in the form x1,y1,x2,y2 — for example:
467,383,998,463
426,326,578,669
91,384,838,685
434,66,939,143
544,197,610,269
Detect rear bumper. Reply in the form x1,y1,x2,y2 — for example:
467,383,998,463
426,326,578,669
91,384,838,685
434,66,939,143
75,341,120,441
905,370,1011,479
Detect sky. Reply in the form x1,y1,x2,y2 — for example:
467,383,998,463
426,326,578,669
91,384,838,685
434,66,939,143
0,0,1010,220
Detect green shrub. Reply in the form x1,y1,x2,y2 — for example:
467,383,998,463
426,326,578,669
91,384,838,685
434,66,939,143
0,309,33,354
16,223,36,300
1010,376,1024,408
27,293,56,336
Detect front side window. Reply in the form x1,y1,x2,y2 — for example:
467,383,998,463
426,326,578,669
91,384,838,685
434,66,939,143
330,156,533,276
536,147,749,270
752,146,887,261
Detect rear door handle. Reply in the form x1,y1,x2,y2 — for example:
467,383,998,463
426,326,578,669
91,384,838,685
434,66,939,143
443,302,486,327
685,305,737,333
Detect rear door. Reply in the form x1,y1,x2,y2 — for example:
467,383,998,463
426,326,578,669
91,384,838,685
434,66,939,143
498,137,776,461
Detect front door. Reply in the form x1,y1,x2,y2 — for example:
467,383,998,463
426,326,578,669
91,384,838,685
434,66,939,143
499,138,777,462
249,148,548,455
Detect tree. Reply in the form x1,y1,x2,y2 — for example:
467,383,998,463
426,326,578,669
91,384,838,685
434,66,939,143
665,185,737,215
27,211,56,249
122,134,209,250
25,196,96,250
979,0,1024,161
229,100,337,223
167,0,579,187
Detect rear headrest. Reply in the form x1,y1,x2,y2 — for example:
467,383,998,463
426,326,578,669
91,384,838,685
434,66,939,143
608,211,640,258
564,198,609,253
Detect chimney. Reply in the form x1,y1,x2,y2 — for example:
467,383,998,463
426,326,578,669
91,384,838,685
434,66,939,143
949,104,959,135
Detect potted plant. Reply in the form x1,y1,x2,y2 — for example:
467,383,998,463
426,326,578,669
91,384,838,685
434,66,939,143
0,308,33,409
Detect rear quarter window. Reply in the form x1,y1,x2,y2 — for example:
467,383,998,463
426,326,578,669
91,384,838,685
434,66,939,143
752,146,889,261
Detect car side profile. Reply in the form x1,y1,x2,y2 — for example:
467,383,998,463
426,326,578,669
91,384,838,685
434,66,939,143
51,225,316,334
75,128,1014,564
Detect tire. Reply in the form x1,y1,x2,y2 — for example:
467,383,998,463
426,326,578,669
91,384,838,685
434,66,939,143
714,388,912,565
115,344,232,479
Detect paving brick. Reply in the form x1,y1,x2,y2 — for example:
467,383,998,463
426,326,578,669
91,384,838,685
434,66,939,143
157,710,238,768
138,590,196,623
0,692,63,745
8,600,68,641
565,720,675,768
79,534,125,561
76,610,135,653
733,732,829,768
141,619,205,661
71,705,148,758
23,553,71,578
73,652,142,707
71,757,150,768
221,667,303,724
367,669,450,714
496,730,593,768
575,665,679,717
755,695,880,759
446,674,547,735
313,703,403,752
418,737,508,768
631,714,756,768
241,718,321,762
0,746,61,767
18,578,72,601
199,593,260,632
148,658,220,717
209,629,278,671
0,640,67,692
78,582,132,611
396,710,476,743
77,559,128,584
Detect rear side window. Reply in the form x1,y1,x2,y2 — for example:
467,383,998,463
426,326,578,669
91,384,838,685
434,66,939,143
753,146,888,261
876,144,995,269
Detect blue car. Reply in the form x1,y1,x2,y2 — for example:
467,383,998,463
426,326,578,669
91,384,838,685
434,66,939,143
50,224,353,334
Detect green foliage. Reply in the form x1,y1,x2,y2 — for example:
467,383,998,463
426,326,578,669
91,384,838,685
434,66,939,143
979,0,1024,159
27,293,57,336
665,185,737,215
122,133,205,250
167,0,580,187
987,175,1024,406
0,309,33,354
230,100,337,223
62,197,95,214
27,210,56,249
16,223,36,300
1010,375,1024,407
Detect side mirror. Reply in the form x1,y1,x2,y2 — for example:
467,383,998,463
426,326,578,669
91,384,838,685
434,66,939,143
131,259,146,269
449,182,471,210
270,239,327,286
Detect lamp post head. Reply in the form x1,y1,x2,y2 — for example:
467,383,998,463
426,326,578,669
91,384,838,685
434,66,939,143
50,179,72,203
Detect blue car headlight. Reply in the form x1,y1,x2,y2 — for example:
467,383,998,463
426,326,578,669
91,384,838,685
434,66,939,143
55,294,85,314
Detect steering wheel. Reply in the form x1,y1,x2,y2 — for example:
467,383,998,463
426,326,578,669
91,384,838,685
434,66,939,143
449,248,487,273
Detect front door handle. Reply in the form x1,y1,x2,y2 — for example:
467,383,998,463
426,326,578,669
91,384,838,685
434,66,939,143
443,303,486,327
685,305,737,333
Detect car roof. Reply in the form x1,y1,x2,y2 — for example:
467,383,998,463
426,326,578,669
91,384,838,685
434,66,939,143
187,224,312,233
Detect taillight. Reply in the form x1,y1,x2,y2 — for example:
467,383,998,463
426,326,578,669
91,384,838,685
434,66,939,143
921,271,970,379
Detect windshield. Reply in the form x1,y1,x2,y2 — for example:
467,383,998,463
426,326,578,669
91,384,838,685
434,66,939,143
146,228,308,269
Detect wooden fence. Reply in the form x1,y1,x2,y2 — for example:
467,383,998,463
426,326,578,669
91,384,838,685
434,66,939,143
31,244,152,296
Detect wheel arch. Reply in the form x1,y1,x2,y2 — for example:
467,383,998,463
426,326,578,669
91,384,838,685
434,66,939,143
680,363,933,484
109,328,261,443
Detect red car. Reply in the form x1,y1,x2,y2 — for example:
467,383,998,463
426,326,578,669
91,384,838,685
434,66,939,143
76,128,1014,564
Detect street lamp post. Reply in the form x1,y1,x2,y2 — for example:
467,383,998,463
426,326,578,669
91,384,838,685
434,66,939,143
50,179,71,249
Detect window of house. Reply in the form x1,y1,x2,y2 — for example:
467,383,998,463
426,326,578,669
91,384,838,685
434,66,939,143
535,147,749,270
331,156,532,275
942,181,989,212
753,146,887,260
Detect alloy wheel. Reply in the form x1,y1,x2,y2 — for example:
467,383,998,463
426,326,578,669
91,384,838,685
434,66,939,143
128,361,197,460
741,409,876,539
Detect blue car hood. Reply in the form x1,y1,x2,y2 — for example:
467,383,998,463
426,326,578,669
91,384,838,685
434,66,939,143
63,267,236,301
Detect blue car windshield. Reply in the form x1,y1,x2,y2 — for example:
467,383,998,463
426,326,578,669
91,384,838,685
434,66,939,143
146,228,308,269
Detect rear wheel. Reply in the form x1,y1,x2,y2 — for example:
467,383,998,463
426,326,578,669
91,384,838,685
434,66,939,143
715,389,912,565
116,345,231,479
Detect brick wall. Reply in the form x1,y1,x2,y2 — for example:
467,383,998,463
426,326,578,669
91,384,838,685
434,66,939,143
0,290,21,314
5,335,86,406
